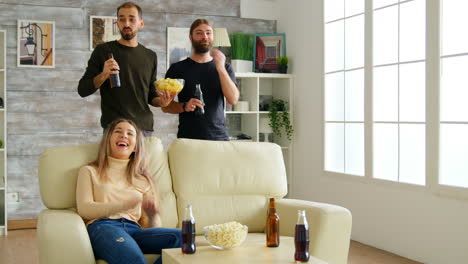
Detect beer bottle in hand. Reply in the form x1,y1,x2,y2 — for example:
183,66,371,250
108,53,120,88
266,198,280,247
181,205,196,254
194,84,205,115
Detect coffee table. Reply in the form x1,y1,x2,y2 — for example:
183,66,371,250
162,236,328,264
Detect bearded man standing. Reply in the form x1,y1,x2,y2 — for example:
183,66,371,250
162,19,239,141
78,2,174,136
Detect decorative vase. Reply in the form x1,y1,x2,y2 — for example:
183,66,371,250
232,60,253,73
279,65,288,74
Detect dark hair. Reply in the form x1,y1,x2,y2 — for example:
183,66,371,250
117,2,143,19
189,18,213,36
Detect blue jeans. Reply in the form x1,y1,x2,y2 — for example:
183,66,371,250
87,218,182,264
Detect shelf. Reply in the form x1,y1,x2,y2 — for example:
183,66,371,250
227,72,293,195
230,139,254,142
225,111,288,115
236,72,293,78
225,111,258,114
1,30,7,237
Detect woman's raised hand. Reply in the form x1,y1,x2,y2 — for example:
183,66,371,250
142,194,159,218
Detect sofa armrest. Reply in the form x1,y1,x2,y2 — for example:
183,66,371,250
276,198,352,264
37,209,95,264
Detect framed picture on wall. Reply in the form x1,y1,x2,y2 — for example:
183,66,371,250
17,20,55,68
253,33,286,73
90,16,120,51
167,27,191,69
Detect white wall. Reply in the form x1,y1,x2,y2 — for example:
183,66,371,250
241,1,468,263
241,0,280,20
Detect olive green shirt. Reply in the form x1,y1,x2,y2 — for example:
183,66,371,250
78,41,158,131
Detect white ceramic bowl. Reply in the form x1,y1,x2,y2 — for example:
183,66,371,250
203,223,248,250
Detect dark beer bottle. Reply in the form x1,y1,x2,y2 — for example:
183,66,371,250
181,205,196,254
266,198,280,247
194,84,205,115
108,53,120,88
294,210,310,262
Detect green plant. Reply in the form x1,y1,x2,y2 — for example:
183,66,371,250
268,99,293,140
230,33,253,60
276,56,289,66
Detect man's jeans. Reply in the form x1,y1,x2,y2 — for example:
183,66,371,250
87,218,181,264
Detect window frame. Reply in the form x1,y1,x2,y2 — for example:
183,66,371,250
324,1,366,176
322,0,468,199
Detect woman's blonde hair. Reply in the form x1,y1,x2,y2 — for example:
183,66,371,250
90,118,152,192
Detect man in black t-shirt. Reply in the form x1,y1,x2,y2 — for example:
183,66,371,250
78,2,174,136
162,19,239,140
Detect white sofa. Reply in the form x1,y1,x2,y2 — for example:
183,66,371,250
37,138,352,264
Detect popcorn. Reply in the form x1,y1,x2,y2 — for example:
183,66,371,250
203,221,248,249
155,78,184,93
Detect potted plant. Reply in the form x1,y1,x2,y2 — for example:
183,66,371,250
230,33,253,73
276,56,288,74
268,99,293,140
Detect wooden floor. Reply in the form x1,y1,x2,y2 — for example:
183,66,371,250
0,229,422,264
348,240,422,264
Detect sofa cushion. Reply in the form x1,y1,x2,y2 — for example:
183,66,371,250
168,139,288,233
38,137,178,228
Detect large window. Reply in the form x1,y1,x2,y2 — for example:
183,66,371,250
324,0,426,185
440,0,468,188
324,0,468,191
324,0,365,176
373,0,426,185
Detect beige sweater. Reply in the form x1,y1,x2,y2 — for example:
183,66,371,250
76,156,152,226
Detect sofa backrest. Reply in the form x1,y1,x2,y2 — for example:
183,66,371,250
38,137,178,228
168,139,288,233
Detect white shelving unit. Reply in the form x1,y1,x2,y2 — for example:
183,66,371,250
226,72,293,193
0,30,7,236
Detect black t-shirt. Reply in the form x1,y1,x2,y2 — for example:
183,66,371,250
165,58,236,140
78,41,158,131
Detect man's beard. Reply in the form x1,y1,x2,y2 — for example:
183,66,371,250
120,27,137,41
191,39,212,54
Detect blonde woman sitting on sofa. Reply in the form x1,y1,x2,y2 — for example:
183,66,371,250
76,118,181,264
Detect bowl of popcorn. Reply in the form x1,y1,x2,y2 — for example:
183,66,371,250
155,78,184,93
203,221,248,250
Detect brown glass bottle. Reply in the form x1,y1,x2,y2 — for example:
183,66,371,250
266,198,280,247
108,53,120,88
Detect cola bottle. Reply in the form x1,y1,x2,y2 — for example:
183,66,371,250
266,198,280,247
194,84,205,115
181,204,196,254
294,210,310,262
108,53,120,88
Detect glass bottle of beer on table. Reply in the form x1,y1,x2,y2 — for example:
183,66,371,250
266,197,280,247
